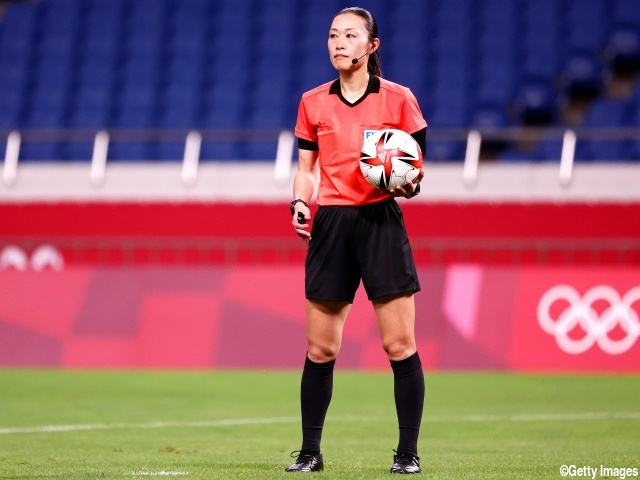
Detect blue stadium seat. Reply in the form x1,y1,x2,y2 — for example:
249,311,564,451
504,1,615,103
158,87,201,129
534,138,563,161
385,0,431,98
25,82,69,128
113,102,156,129
81,6,123,59
582,99,633,161
108,142,154,162
202,86,245,129
19,142,63,162
76,58,117,91
562,52,604,98
607,27,640,72
470,104,509,130
0,56,30,101
567,0,608,52
70,86,112,129
514,80,557,124
0,3,36,60
0,89,23,129
612,0,640,26
242,140,279,161
165,57,205,91
199,142,240,161
430,91,471,128
427,141,466,162
520,0,563,82
475,60,516,105
584,99,631,126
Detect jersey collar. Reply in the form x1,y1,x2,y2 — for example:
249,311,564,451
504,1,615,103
329,75,380,107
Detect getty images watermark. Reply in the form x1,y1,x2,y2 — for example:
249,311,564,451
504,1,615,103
560,464,639,479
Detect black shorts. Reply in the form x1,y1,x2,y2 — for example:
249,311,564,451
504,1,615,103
305,199,420,302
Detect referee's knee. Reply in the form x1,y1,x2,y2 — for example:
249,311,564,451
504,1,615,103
307,343,339,363
383,340,416,362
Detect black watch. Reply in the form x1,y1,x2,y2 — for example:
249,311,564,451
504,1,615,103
290,199,308,215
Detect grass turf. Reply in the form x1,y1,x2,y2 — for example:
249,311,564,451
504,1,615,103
0,370,638,479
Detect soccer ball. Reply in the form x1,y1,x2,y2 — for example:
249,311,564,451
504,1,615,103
359,129,423,191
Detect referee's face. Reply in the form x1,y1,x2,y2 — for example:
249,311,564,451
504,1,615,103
328,13,371,72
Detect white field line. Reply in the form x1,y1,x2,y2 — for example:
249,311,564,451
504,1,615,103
128,471,190,477
1,412,639,436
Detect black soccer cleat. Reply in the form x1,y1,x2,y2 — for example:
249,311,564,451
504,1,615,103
285,449,324,472
390,450,422,474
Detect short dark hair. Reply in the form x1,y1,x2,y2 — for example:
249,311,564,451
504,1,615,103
334,7,382,77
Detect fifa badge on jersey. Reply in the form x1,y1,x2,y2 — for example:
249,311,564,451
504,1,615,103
363,130,379,144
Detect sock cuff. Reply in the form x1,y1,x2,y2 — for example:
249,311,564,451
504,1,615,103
390,351,422,377
303,356,336,379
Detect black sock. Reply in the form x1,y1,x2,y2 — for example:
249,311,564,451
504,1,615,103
300,356,335,453
390,352,425,456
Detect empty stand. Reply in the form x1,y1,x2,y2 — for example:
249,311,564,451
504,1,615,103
0,0,639,162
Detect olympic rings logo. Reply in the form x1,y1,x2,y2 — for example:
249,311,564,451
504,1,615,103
537,285,640,355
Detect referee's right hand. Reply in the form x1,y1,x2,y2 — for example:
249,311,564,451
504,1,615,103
293,208,311,243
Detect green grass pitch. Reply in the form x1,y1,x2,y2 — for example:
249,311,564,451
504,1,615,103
0,370,638,479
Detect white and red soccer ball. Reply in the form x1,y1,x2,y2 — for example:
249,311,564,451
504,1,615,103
359,129,423,191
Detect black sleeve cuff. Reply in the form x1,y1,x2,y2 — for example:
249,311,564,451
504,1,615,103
410,127,427,157
297,137,319,151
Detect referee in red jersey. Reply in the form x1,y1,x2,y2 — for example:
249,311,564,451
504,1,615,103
286,7,426,475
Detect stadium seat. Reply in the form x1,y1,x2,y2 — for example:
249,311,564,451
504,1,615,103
566,0,608,52
0,90,23,129
562,52,604,98
630,139,640,160
584,99,632,126
427,141,466,162
19,142,63,162
475,59,516,105
470,104,509,130
534,137,563,161
612,0,640,26
108,142,155,162
69,87,112,128
606,27,640,72
513,80,557,125
582,99,633,161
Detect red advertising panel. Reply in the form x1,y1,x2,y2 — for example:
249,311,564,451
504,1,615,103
509,267,640,372
1,265,638,372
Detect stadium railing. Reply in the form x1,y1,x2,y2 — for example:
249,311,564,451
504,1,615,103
3,126,640,187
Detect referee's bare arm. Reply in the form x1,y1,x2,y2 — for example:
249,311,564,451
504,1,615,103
292,148,318,241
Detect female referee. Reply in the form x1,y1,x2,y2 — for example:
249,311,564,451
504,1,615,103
286,7,426,475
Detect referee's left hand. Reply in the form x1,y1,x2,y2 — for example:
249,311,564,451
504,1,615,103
389,168,424,198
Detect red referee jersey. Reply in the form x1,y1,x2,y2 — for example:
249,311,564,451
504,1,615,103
295,75,427,206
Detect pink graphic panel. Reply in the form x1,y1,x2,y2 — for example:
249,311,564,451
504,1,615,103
443,265,483,340
63,338,137,368
0,269,92,339
135,294,221,368
1,265,639,372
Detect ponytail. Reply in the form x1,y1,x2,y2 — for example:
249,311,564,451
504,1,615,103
368,50,382,77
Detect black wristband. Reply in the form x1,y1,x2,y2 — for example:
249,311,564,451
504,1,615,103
290,199,308,215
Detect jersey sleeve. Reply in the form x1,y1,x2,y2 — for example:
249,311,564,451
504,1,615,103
294,96,317,143
400,88,428,134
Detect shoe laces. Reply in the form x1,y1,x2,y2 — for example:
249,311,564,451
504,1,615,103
394,449,420,464
290,449,319,461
